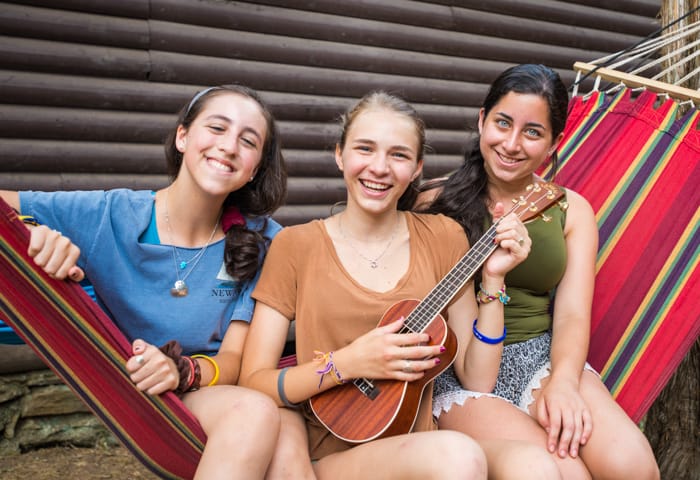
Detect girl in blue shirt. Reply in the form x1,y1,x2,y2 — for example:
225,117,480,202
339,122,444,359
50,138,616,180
2,85,314,480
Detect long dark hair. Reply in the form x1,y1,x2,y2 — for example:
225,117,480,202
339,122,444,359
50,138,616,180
164,85,287,282
337,91,427,210
421,64,569,245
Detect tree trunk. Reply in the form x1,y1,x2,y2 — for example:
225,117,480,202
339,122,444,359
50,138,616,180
645,3,700,479
644,338,699,479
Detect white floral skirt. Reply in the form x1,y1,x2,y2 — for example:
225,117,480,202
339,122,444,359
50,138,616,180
432,331,595,417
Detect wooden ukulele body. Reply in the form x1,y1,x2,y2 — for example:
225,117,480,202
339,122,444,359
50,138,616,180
309,298,458,443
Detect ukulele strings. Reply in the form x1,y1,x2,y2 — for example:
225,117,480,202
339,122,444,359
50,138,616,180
399,184,555,335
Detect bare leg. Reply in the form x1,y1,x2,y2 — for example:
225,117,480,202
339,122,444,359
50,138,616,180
439,396,591,479
313,430,487,480
183,385,281,480
266,407,316,479
480,439,561,480
573,371,659,480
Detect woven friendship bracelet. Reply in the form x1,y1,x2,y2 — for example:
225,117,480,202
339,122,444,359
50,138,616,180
476,283,511,305
313,350,346,388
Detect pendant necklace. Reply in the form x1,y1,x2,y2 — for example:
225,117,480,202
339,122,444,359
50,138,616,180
163,189,221,297
338,212,399,269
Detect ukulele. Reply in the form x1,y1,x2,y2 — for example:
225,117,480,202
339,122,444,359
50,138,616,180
309,181,566,443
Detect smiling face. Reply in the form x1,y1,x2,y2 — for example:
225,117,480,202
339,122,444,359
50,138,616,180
175,92,268,197
478,91,563,187
336,107,423,217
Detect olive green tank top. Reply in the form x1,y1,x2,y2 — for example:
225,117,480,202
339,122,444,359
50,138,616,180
500,193,568,345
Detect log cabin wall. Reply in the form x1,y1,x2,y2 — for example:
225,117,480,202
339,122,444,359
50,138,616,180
0,0,660,225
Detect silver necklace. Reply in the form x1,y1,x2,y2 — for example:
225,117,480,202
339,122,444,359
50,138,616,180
163,189,221,297
338,213,399,269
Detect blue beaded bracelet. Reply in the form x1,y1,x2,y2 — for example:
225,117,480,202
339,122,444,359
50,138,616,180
472,319,507,344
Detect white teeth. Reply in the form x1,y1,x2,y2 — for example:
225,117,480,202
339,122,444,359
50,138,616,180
362,180,389,191
498,153,519,164
210,159,232,172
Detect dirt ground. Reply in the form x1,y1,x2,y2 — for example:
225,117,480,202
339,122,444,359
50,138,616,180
0,445,159,479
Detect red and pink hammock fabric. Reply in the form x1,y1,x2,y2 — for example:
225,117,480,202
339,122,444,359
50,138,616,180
0,87,697,478
546,88,700,422
0,203,205,480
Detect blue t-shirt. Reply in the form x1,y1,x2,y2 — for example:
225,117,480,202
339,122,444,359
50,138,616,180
19,189,282,354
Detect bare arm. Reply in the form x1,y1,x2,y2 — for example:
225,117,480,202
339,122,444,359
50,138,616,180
240,302,445,407
536,188,598,458
0,189,83,281
449,207,531,392
549,189,597,381
0,190,20,211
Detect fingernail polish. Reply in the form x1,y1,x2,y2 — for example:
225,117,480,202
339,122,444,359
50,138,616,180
435,358,441,364
439,346,446,353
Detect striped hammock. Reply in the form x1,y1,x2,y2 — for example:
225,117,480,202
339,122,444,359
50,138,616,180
0,201,205,480
544,87,700,422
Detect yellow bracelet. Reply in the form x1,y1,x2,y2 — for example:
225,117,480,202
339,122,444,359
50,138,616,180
18,215,39,226
191,354,220,386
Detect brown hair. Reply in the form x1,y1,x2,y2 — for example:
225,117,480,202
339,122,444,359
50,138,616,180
164,85,288,282
338,91,426,210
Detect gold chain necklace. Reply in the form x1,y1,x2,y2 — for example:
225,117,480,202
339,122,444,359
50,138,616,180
163,189,221,297
338,213,399,269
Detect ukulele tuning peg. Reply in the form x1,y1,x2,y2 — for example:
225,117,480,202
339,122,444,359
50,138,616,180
528,202,539,212
558,200,569,211
517,197,527,206
530,183,542,192
546,190,556,199
541,213,552,223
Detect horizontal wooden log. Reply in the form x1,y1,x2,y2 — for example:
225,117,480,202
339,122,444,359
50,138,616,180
569,0,660,17
0,3,149,48
151,20,521,83
150,51,489,106
242,0,655,45
0,105,173,143
152,0,635,61
0,36,150,79
0,173,168,191
432,0,659,36
284,177,345,204
0,70,477,128
0,345,47,374
0,140,166,174
150,19,601,74
273,204,336,226
5,0,149,18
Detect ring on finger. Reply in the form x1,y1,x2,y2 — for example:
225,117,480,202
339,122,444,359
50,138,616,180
135,355,145,365
402,360,412,373
517,236,524,246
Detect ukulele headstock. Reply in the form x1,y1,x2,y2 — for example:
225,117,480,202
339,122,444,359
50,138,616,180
510,181,566,223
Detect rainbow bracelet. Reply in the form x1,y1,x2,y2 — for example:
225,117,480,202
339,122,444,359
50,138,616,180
476,283,511,305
